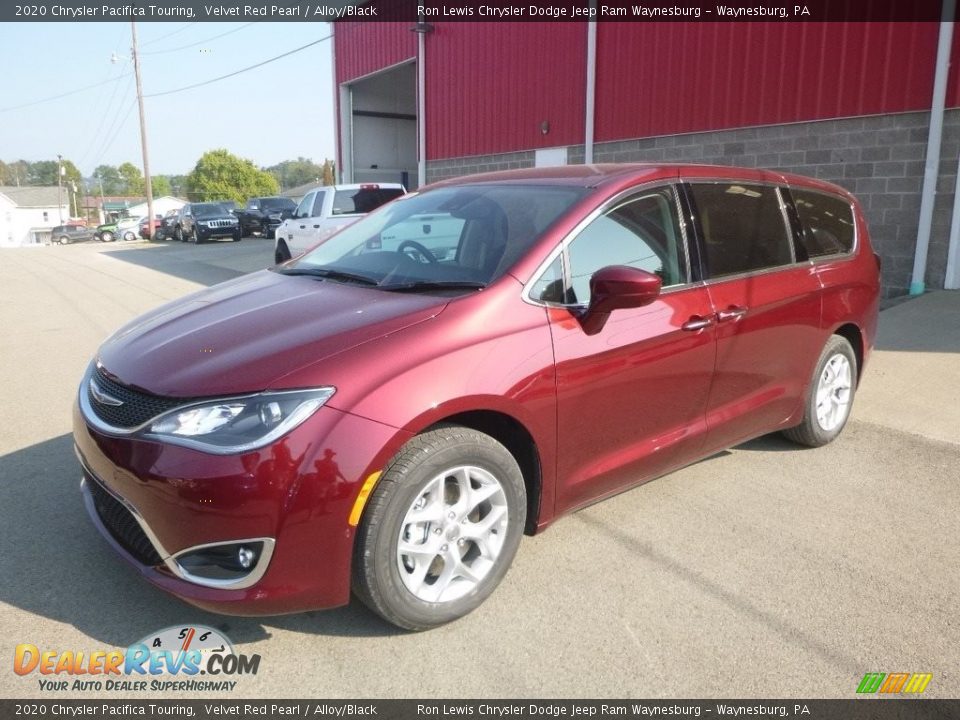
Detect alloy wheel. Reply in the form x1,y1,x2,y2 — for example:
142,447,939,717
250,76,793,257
815,353,852,431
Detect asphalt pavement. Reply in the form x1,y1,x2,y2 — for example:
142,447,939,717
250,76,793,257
1,240,957,699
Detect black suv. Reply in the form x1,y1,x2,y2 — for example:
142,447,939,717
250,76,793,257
235,196,296,239
49,224,95,245
178,202,241,243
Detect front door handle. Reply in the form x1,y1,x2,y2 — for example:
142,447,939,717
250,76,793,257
313,224,320,228
717,306,748,322
682,315,714,331
299,225,306,229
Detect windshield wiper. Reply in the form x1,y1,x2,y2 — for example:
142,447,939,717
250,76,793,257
378,280,487,292
276,267,380,286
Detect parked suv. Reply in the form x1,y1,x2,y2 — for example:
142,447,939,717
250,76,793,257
235,196,296,239
49,224,94,245
274,183,405,263
177,202,241,243
74,165,879,630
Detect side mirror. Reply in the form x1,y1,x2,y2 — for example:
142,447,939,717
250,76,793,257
580,265,662,335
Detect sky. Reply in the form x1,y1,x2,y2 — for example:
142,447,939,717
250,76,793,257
0,21,336,177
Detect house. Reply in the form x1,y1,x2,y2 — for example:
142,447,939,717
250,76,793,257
281,181,325,203
125,196,186,220
0,186,70,247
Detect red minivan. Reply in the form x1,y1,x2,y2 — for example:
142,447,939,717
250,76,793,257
74,165,880,630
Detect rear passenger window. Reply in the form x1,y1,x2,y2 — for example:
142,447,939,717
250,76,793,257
689,183,793,278
792,189,855,258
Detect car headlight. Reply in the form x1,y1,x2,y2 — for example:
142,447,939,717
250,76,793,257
145,388,335,454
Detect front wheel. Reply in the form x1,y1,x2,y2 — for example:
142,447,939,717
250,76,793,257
353,426,526,631
783,335,858,447
232,232,241,242
100,230,114,243
274,240,291,265
58,236,70,245
175,226,184,242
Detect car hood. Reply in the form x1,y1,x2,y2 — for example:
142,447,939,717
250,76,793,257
97,269,448,397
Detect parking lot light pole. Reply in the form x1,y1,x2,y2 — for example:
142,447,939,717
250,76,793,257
130,21,154,238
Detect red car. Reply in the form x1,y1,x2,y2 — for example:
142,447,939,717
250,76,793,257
139,216,163,239
74,164,879,630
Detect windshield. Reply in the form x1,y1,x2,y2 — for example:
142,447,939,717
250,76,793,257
261,197,295,210
194,203,227,218
286,184,586,289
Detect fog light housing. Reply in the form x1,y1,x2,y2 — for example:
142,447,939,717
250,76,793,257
173,539,274,588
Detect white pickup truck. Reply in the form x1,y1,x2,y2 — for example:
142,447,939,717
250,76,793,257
273,183,405,264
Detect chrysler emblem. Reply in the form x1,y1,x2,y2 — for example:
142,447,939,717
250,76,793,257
90,378,124,407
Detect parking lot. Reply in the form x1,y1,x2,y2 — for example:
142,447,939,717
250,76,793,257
1,240,958,698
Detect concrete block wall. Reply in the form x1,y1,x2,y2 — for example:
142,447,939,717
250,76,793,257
426,110,960,297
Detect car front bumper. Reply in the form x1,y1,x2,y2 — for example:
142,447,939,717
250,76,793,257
73,397,407,615
196,224,240,240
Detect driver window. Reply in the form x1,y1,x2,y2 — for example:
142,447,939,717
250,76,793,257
565,187,687,305
295,192,313,219
311,190,327,218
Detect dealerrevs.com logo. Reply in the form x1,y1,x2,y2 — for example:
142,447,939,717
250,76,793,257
13,625,260,693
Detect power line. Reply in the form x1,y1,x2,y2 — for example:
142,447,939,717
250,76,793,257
89,96,137,173
79,71,133,169
145,35,331,99
0,73,132,113
141,22,255,55
140,22,198,47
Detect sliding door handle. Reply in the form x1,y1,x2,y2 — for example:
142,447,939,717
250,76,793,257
717,306,748,322
682,315,714,331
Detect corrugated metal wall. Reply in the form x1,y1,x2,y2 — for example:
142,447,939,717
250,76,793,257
335,21,960,160
594,22,942,142
335,21,415,85
424,22,587,159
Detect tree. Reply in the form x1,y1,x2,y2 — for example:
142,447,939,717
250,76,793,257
0,160,29,185
265,157,330,190
186,149,279,204
151,176,172,197
92,165,122,195
118,162,145,196
321,159,336,186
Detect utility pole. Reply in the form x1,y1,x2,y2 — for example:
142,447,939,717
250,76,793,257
130,21,154,238
57,154,64,223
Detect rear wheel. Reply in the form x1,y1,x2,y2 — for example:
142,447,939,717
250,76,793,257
191,226,201,244
58,235,70,245
274,240,291,264
353,425,526,631
123,230,136,242
783,335,857,447
175,226,184,242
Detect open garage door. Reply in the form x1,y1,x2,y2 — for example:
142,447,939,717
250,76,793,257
340,62,417,190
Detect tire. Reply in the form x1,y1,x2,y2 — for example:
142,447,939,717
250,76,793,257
239,223,248,238
783,335,858,448
353,425,526,631
274,240,291,265
101,230,114,243
58,236,70,245
191,226,202,244
232,232,241,242
123,230,136,242
175,226,184,243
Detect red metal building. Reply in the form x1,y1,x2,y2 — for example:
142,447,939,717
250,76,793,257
333,20,960,296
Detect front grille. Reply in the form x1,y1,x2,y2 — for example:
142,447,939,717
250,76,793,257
88,367,190,429
206,220,234,228
87,476,163,566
